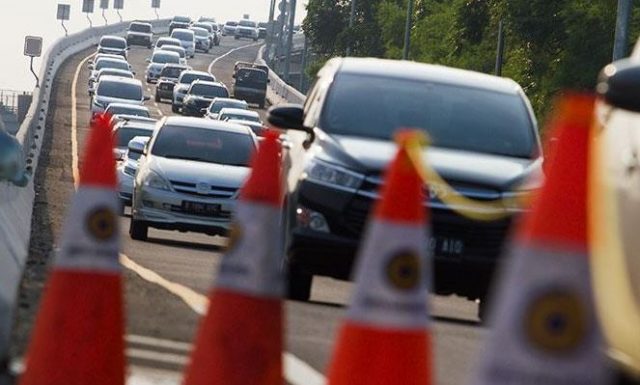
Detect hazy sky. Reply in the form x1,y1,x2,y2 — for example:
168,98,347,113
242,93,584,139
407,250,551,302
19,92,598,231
0,0,307,91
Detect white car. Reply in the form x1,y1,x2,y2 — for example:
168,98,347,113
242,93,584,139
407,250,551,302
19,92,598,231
91,76,149,116
145,50,181,83
204,98,248,120
154,37,182,51
127,21,153,48
88,68,134,96
158,45,187,65
97,35,128,58
105,103,151,123
190,27,211,53
172,70,216,113
117,135,151,209
222,21,238,36
217,108,261,124
226,119,265,136
234,20,259,41
89,58,131,83
170,29,196,58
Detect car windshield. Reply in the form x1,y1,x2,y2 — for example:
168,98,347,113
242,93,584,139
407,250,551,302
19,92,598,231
163,47,185,58
173,16,191,23
151,125,255,166
152,53,180,64
157,39,180,48
236,69,267,86
192,28,209,37
98,70,132,79
321,73,536,158
194,24,212,32
101,37,126,49
226,21,238,26
115,128,152,147
179,73,215,85
209,101,247,113
130,23,151,33
238,20,256,28
172,31,194,41
97,81,142,100
160,67,185,78
96,60,129,71
258,23,268,28
189,84,228,98
222,113,260,123
107,106,149,117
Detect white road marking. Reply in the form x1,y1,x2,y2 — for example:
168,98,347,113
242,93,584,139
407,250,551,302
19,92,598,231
70,44,326,385
207,42,262,75
71,52,96,187
156,108,164,117
126,335,192,353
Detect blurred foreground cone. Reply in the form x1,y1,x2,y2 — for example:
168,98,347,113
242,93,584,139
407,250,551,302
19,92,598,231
183,130,284,385
468,95,612,385
20,114,124,385
327,131,433,385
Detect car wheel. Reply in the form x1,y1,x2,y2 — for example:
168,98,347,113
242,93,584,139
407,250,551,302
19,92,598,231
259,101,265,109
172,105,179,113
287,264,312,301
129,218,148,241
155,93,161,103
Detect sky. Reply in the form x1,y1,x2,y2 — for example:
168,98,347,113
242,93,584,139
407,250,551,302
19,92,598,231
0,0,307,91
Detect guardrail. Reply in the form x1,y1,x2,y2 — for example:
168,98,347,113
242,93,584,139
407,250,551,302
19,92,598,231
0,18,170,369
256,45,306,105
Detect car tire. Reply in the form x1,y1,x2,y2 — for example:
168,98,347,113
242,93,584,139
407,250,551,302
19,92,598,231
172,104,179,113
259,101,265,109
155,94,161,103
287,264,312,301
129,218,148,241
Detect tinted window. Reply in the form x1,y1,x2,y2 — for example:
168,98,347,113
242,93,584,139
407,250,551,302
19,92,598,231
238,20,257,27
321,73,536,158
236,69,267,86
221,113,260,123
226,21,238,26
258,23,268,28
191,28,209,37
97,81,142,100
157,39,180,48
115,128,152,147
173,16,191,23
160,66,186,78
179,73,215,84
189,84,228,98
163,47,185,58
209,100,247,113
172,31,194,41
101,37,126,49
130,23,151,33
151,125,255,166
194,23,212,32
152,53,180,64
107,106,149,118
98,70,133,79
96,60,129,71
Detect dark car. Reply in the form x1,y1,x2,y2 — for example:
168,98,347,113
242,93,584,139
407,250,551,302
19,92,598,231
155,64,190,102
182,80,229,117
169,16,192,34
127,21,153,48
233,68,268,109
258,22,269,39
268,58,543,317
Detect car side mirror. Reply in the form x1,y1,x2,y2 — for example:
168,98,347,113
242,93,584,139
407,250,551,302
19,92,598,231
267,104,315,148
144,95,151,101
597,59,640,113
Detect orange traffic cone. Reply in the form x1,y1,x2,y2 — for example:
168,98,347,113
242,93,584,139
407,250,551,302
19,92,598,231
468,95,612,385
327,131,433,385
19,114,125,385
182,130,284,385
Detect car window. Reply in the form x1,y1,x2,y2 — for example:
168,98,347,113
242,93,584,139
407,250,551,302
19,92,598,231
226,21,238,26
320,73,536,158
191,28,209,37
238,20,257,28
163,47,186,58
172,31,194,41
151,125,255,166
97,81,142,101
210,101,247,113
98,70,133,79
115,127,152,147
107,106,149,118
179,73,215,84
173,16,191,23
194,23,212,32
236,69,267,86
130,23,151,33
189,84,229,98
96,60,129,71
101,37,126,49
157,39,180,48
221,113,259,122
152,53,180,64
160,66,186,78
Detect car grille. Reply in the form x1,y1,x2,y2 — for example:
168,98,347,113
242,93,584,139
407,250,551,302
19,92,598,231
343,191,513,260
170,180,237,198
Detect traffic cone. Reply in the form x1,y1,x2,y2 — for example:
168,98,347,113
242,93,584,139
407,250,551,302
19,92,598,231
468,94,612,385
327,131,433,385
183,130,284,385
19,113,125,385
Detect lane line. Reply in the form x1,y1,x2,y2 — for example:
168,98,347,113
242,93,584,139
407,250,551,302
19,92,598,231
71,52,97,187
207,42,262,75
156,108,164,117
126,335,192,352
70,44,326,385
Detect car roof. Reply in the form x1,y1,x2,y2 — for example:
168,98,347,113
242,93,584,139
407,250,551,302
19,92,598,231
193,22,211,28
100,35,126,43
107,103,149,111
153,50,180,57
118,118,157,130
157,37,181,43
162,45,185,51
162,63,189,69
97,68,132,75
163,116,253,135
130,21,151,26
219,108,259,116
212,98,247,104
95,53,126,60
333,58,521,95
172,28,194,34
190,80,226,87
98,75,143,86
95,57,127,65
226,119,262,127
190,27,208,33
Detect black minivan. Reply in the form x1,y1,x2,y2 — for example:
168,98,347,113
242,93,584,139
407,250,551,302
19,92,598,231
269,57,543,317
233,67,268,109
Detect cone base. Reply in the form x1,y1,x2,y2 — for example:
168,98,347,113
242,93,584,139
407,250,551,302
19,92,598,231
327,323,432,385
183,290,283,385
20,271,125,385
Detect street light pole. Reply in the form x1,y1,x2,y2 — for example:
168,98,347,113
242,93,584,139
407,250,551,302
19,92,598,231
266,0,276,62
402,0,414,60
495,20,505,76
284,0,297,82
346,0,356,56
613,0,632,60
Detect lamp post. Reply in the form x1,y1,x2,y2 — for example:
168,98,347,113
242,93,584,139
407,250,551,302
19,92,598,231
402,0,414,60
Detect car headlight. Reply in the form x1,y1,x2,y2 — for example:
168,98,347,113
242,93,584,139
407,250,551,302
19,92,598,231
140,169,172,191
304,159,364,190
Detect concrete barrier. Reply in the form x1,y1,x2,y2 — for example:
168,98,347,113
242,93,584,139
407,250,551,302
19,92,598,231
0,19,170,367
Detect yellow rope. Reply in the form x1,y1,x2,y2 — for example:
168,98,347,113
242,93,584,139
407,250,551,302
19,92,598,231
396,130,535,222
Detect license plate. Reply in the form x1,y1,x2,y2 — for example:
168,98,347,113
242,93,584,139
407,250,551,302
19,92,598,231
182,201,221,216
428,237,465,256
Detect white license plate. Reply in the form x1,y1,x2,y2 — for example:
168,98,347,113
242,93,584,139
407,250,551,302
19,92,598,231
428,237,465,256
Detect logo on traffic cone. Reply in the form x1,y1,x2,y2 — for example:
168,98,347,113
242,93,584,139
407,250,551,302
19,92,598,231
183,130,284,385
327,131,433,385
468,94,612,385
20,114,125,385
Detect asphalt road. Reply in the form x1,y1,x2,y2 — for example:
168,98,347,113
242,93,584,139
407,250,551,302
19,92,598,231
13,35,487,385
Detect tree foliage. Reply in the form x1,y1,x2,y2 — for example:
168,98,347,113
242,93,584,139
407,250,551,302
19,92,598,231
303,0,631,123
